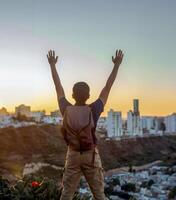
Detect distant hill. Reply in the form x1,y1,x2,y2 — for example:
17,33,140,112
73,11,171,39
0,125,176,182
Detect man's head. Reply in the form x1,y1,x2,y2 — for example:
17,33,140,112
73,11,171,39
72,82,90,104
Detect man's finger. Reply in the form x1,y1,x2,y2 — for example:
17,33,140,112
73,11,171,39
47,54,49,59
119,50,122,57
53,50,55,58
56,56,58,62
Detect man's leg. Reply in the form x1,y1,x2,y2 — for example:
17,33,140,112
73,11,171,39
82,149,106,200
60,149,82,200
60,167,81,200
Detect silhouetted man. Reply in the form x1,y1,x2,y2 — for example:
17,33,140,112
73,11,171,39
47,49,123,200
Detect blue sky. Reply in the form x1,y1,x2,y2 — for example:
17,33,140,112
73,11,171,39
0,0,176,116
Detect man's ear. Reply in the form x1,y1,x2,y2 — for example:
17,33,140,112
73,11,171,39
72,93,75,99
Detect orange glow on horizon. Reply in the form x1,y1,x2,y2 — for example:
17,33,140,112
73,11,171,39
4,90,176,118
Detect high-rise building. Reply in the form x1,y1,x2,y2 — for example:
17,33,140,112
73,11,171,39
141,116,155,132
127,99,142,136
127,110,134,135
165,113,176,133
133,99,140,115
107,109,122,137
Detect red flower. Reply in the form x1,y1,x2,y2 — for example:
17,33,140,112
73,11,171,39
31,181,40,187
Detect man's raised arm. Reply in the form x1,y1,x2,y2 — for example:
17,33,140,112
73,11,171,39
47,50,65,101
99,49,124,105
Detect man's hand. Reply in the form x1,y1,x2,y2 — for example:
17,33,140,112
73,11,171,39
47,50,58,66
112,49,123,66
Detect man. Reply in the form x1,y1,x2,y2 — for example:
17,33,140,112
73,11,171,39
47,49,123,200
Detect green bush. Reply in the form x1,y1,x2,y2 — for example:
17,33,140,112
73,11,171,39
0,176,91,200
121,183,136,192
0,176,12,199
168,186,176,199
112,177,120,186
141,179,154,189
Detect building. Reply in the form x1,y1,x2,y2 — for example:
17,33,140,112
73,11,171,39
133,99,140,115
15,104,31,117
0,115,13,128
127,99,142,136
127,110,134,135
0,107,9,116
50,110,62,117
41,115,62,125
143,116,164,134
107,109,122,137
165,113,176,133
97,117,107,131
141,116,155,134
30,110,46,122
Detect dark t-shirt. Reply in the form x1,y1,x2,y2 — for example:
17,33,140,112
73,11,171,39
59,97,104,127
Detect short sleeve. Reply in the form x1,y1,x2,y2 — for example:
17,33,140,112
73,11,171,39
89,98,104,126
59,97,72,116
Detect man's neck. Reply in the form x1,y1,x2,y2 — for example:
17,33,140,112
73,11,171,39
75,102,86,106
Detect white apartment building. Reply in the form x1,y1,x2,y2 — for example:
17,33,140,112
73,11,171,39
141,116,155,133
141,116,164,134
41,116,62,125
165,113,176,133
107,109,122,137
127,110,133,135
127,111,142,136
127,99,142,136
30,111,46,122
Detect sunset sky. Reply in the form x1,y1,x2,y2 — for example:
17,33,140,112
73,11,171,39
0,0,176,117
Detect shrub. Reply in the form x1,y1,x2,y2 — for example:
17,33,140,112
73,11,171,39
0,176,12,200
168,186,176,199
112,177,120,186
141,179,154,189
0,176,91,200
121,183,136,192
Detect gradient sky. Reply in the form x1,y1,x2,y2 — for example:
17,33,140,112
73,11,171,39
0,0,176,117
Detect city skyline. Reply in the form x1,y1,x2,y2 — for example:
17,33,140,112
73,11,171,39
1,99,176,136
1,98,175,119
0,0,176,116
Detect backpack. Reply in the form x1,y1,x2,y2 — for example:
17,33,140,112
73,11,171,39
61,105,97,152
